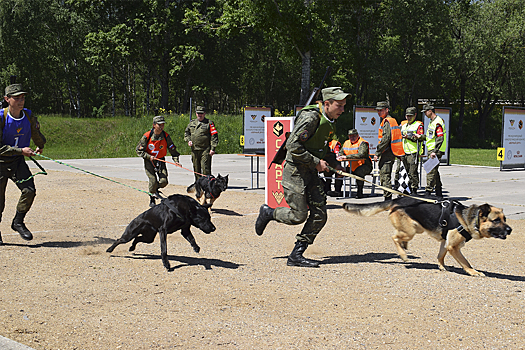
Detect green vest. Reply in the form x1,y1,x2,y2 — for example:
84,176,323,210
300,104,336,160
401,121,422,154
426,116,447,152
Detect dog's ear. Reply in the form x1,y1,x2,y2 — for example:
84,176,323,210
478,204,492,219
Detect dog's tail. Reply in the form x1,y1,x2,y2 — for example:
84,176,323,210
343,200,394,217
187,183,196,193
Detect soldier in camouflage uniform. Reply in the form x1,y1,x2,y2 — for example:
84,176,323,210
0,84,46,244
416,104,446,200
255,87,351,268
184,106,219,184
136,115,180,207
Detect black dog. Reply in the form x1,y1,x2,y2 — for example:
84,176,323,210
187,174,229,209
106,194,216,270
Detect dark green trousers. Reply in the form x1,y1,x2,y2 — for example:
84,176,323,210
273,162,327,245
191,148,212,181
0,157,36,219
144,158,168,194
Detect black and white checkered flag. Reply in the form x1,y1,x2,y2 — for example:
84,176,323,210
396,161,411,194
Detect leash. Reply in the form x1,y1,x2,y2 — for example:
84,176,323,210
16,156,48,183
327,165,436,204
151,157,206,177
35,154,155,197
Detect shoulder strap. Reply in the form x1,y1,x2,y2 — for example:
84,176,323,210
1,108,7,130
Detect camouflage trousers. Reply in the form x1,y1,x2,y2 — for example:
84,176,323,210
191,148,212,182
426,153,442,192
379,155,395,199
144,158,168,194
273,162,327,245
0,157,36,219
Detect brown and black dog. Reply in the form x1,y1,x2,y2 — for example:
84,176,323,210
107,194,216,271
187,174,228,209
343,197,512,276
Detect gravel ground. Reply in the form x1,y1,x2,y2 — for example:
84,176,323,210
1,170,524,349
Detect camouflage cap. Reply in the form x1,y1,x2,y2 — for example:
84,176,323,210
421,104,434,112
405,107,417,116
375,101,389,110
348,129,358,136
322,87,351,101
153,115,165,124
196,106,206,113
5,84,27,97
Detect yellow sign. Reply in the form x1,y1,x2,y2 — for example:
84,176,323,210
240,135,245,146
497,147,505,161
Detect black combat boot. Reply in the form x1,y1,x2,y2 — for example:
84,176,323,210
149,196,156,207
11,212,33,241
323,178,332,194
287,241,320,267
356,182,366,199
424,190,433,198
255,204,275,236
435,186,443,200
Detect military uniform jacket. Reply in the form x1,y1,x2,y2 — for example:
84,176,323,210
0,108,46,162
184,118,219,151
136,131,180,162
285,105,336,171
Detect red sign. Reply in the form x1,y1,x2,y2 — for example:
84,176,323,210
265,117,294,207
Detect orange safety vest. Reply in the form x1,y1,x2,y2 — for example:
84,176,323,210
144,130,169,159
342,137,371,171
328,139,341,156
378,116,405,157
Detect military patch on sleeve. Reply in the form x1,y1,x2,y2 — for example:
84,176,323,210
299,130,309,142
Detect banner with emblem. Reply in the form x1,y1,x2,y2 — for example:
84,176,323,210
501,106,525,170
265,117,294,208
243,106,272,153
353,106,380,155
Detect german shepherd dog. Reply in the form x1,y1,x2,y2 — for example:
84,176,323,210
107,194,216,270
343,197,512,276
187,174,229,209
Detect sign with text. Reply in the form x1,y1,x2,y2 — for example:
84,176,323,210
243,106,272,153
353,106,380,155
265,117,294,208
501,107,525,170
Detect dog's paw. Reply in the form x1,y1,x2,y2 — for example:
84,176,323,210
467,269,485,277
192,245,200,253
128,245,136,252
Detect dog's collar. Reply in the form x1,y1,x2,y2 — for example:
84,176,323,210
456,224,472,242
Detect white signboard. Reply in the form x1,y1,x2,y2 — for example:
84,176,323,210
353,106,380,155
501,107,525,169
243,106,272,153
422,108,451,165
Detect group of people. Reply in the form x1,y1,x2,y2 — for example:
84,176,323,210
0,82,219,244
136,105,219,207
256,87,447,267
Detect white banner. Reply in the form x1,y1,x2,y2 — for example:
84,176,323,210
243,106,272,153
353,106,380,155
501,107,525,169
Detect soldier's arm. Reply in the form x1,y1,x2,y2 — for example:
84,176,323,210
433,124,445,153
375,122,391,156
165,134,180,163
184,123,192,143
29,114,46,149
286,112,320,169
136,135,151,160
210,122,219,150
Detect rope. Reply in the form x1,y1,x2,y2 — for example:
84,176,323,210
327,165,436,204
35,154,155,197
16,156,48,183
151,157,206,177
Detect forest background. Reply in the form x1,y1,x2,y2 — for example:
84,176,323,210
1,0,524,149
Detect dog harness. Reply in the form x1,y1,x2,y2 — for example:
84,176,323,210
438,200,472,242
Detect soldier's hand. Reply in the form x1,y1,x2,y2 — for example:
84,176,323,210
316,159,329,172
188,141,193,147
35,147,43,155
373,155,378,162
21,147,35,157
210,150,215,156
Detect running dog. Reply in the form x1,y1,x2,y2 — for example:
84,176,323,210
187,174,229,209
106,194,216,270
343,197,512,276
